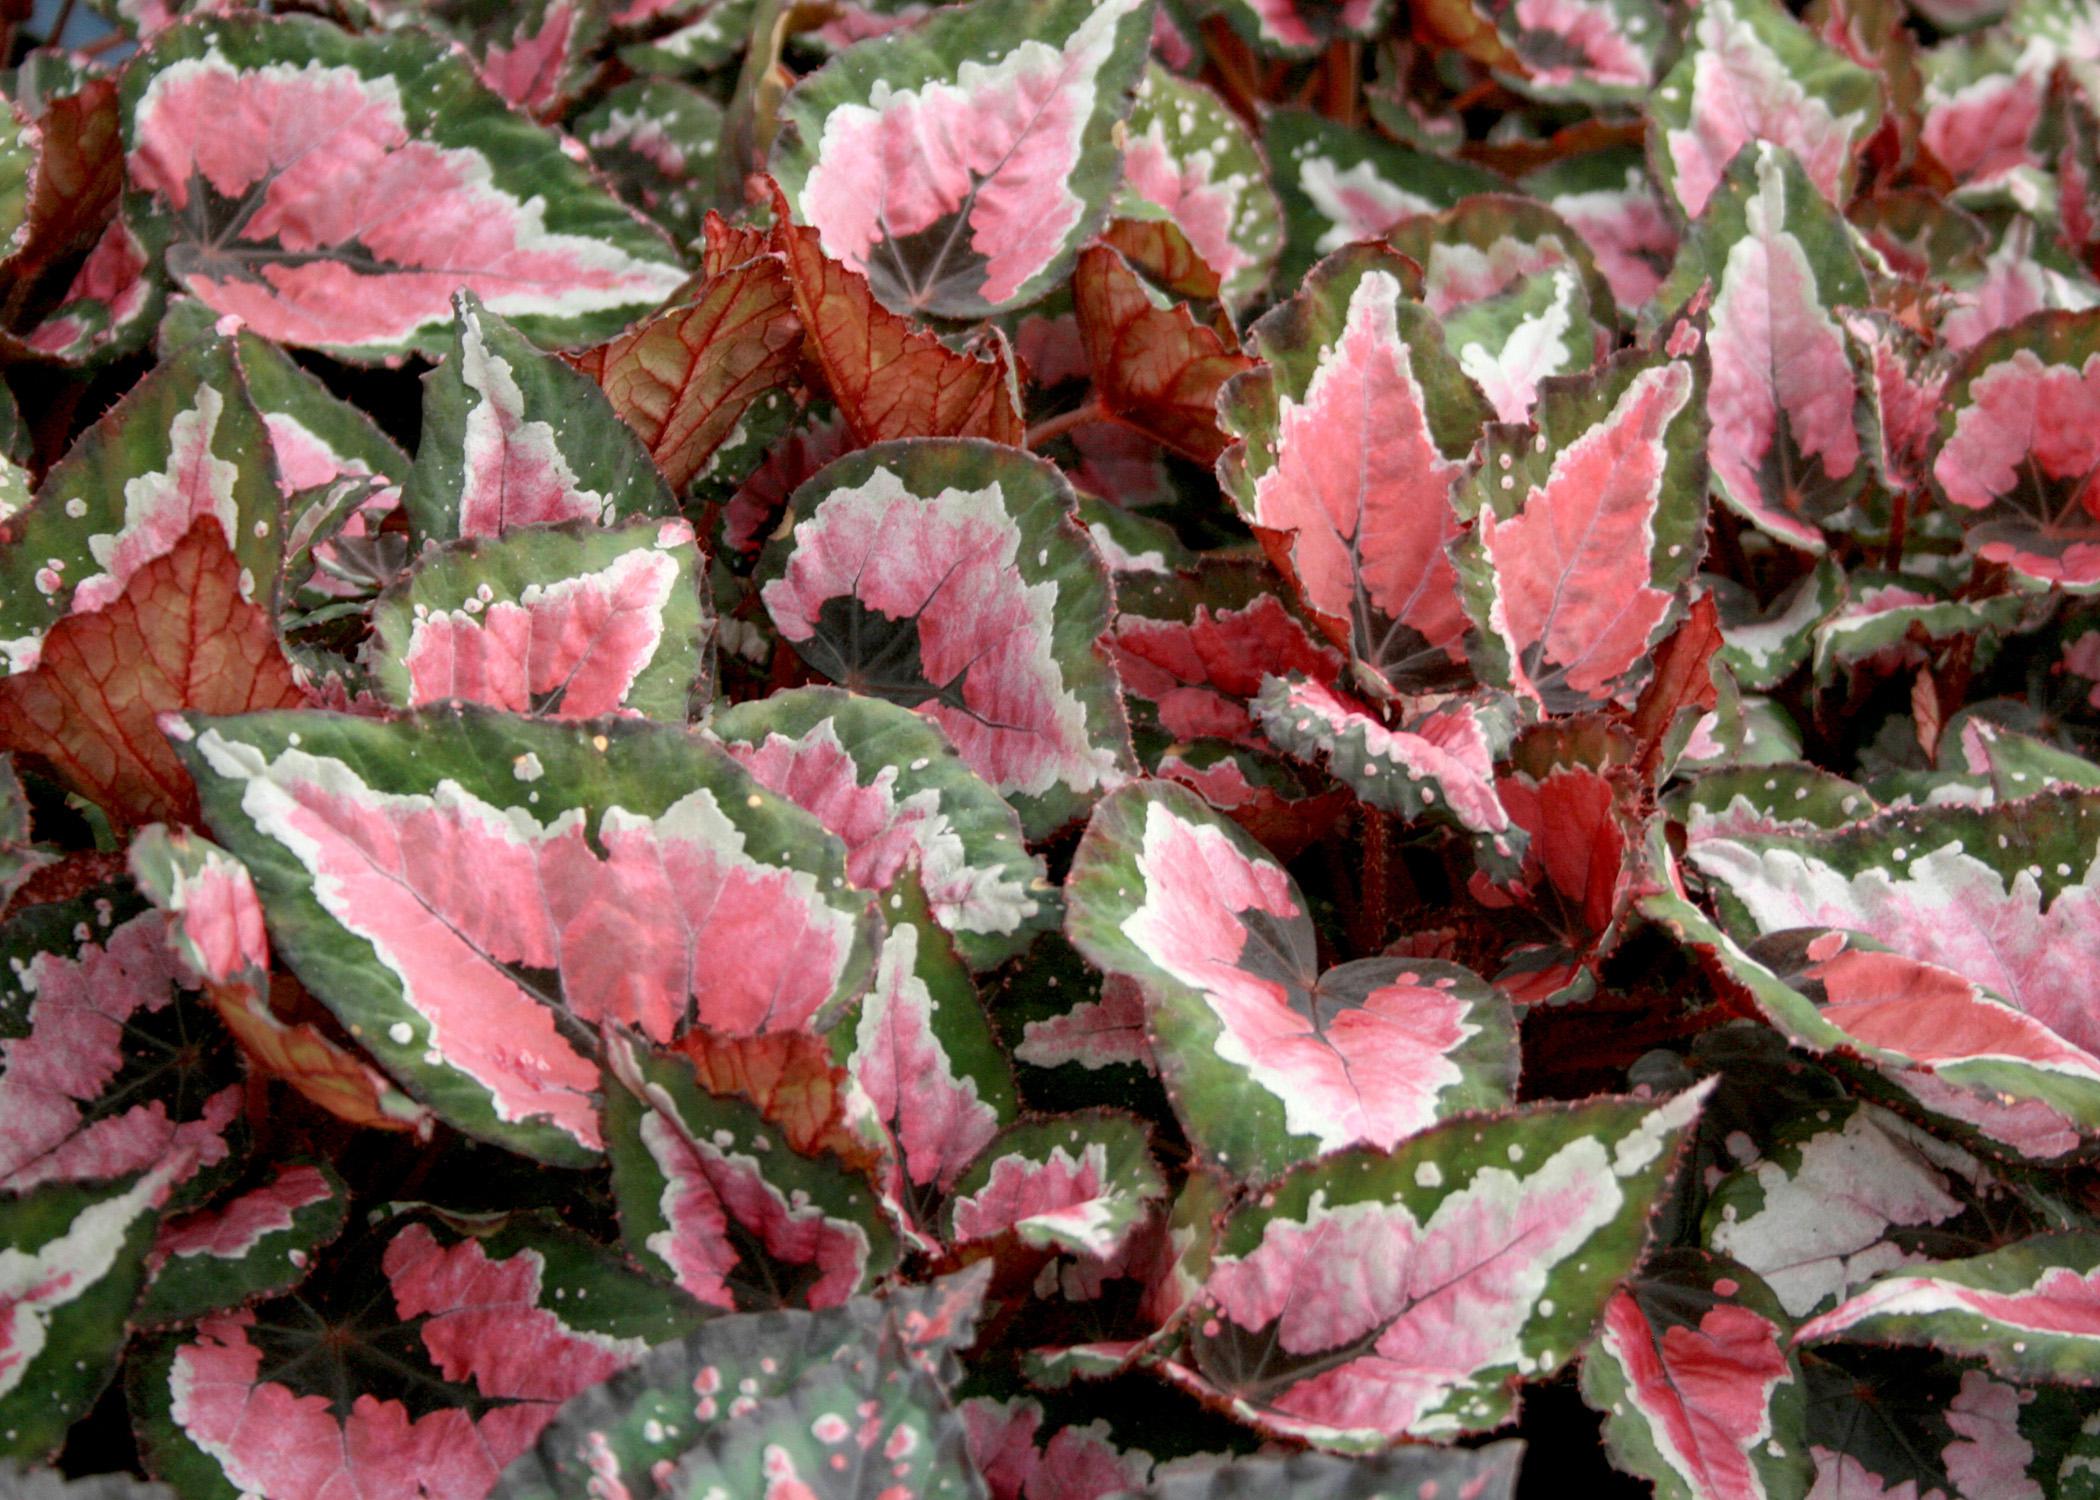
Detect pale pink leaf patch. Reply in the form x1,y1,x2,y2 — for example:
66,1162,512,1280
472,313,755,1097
152,1163,335,1266
1015,974,1155,1073
946,1114,1166,1262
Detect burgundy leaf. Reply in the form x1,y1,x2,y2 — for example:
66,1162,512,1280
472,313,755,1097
1072,243,1254,464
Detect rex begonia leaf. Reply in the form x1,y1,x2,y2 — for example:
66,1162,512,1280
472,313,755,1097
370,516,709,723
0,1163,186,1463
1479,0,1669,104
768,0,1156,318
12,221,160,367
960,1393,1156,1498
1656,144,1875,554
1452,343,1710,713
1159,1084,1711,1450
498,1267,990,1500
1217,244,1494,698
1065,781,1518,1181
1264,110,1507,289
603,1031,900,1311
128,822,432,1136
1807,574,2027,684
838,873,1018,1220
137,1158,348,1328
0,337,281,678
120,13,688,360
1795,1231,2100,1385
712,687,1053,969
1650,898,2100,1163
0,71,120,288
758,439,1134,837
576,78,724,247
169,707,881,1165
1701,1099,2001,1319
418,0,607,122
1386,194,1615,350
1688,788,2100,1069
0,518,305,830
1253,675,1525,878
132,1210,702,1500
0,1462,172,1498
572,253,803,495
1522,148,1680,317
1931,308,2100,590
1578,1250,1812,1500
1116,66,1281,309
945,1110,1166,1261
404,292,679,543
1110,592,1345,747
1212,0,1390,57
1071,242,1254,465
1648,0,1884,220
1709,559,1846,690
0,889,242,1196
769,189,1026,449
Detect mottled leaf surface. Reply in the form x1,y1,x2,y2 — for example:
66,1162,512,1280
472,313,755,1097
947,1111,1165,1260
138,1159,347,1327
173,708,879,1164
1117,66,1281,308
1067,782,1518,1180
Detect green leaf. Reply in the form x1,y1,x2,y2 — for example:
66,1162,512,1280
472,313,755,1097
136,1160,349,1327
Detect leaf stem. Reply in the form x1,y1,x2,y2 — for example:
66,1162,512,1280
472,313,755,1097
1026,398,1107,451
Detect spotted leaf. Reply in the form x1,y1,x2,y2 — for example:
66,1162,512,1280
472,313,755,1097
0,889,242,1197
712,687,1052,969
1158,1084,1710,1450
0,1164,184,1463
1212,0,1389,57
1796,1231,2100,1385
1701,1100,1998,1319
759,439,1134,837
1132,1443,1524,1499
604,1032,899,1312
1649,0,1883,220
405,292,678,543
1066,782,1518,1181
838,874,1017,1225
1931,309,2100,589
371,516,707,723
770,187,1027,448
132,1211,700,1500
1217,245,1494,697
1116,66,1281,308
1255,675,1524,878
498,1267,990,1499
1072,242,1254,465
121,14,687,359
1579,1251,1811,1500
0,338,281,679
1266,110,1507,290
137,1159,347,1327
171,708,880,1164
576,79,724,247
1453,345,1709,712
769,0,1156,318
945,1110,1165,1263
1524,148,1680,317
1657,145,1874,553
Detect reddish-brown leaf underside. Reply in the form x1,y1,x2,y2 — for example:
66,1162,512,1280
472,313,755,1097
1073,243,1255,464
575,256,803,491
769,184,1027,448
0,518,304,827
667,1026,878,1170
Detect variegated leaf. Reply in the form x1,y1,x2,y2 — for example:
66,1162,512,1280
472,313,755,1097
759,439,1134,837
1580,1251,1811,1500
1218,245,1493,697
604,1032,899,1311
1524,148,1680,317
576,78,723,247
1116,66,1281,308
1072,242,1254,465
171,708,880,1164
1657,144,1875,553
371,516,708,722
947,1110,1165,1263
133,1211,700,1500
405,292,678,543
1,1164,184,1462
1158,1084,1711,1450
1649,0,1884,220
137,1159,347,1327
1066,782,1518,1181
712,687,1051,969
121,14,687,359
1796,1231,2100,1385
498,1268,991,1499
1453,345,1709,712
1932,308,2100,590
770,0,1157,317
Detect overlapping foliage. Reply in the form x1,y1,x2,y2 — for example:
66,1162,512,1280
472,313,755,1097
3,0,2100,1492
